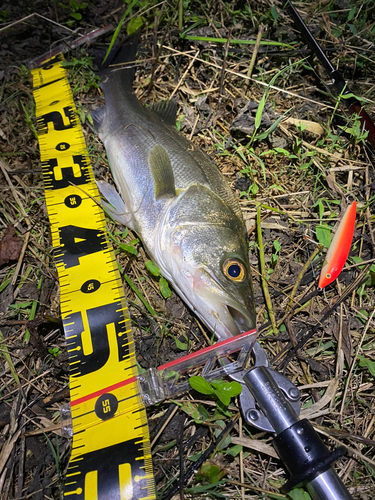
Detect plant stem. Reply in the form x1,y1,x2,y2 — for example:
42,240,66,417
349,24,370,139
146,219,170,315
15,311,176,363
286,245,322,312
257,205,278,333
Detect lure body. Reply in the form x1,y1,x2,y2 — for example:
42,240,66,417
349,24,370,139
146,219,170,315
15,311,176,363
318,202,357,289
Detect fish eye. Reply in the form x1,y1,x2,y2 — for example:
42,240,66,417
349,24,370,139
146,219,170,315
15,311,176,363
223,259,246,282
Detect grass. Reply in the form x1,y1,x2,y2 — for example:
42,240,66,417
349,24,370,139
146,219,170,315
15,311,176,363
0,0,375,498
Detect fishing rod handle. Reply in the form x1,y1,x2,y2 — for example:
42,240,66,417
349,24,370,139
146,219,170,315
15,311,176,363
306,468,354,500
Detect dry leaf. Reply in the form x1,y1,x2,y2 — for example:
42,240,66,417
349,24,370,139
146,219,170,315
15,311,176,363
0,224,23,266
300,378,340,420
284,117,324,136
231,436,279,459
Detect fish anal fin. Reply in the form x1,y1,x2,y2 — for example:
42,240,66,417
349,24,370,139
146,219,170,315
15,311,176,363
150,100,177,127
148,144,176,200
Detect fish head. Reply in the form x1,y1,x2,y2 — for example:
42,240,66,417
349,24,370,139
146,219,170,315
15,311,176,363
157,184,256,341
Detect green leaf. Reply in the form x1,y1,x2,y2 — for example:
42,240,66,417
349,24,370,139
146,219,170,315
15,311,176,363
226,444,242,457
119,242,138,255
358,355,375,377
226,381,243,397
213,390,230,406
145,260,160,276
70,12,82,20
331,26,342,38
316,224,331,248
9,301,33,309
254,94,266,132
210,380,225,391
175,337,188,351
127,16,144,35
348,23,357,35
340,92,367,103
180,35,293,49
123,273,156,317
196,461,226,484
317,199,324,221
48,347,61,357
186,480,228,494
189,376,214,395
0,330,20,384
159,277,171,298
274,147,290,156
214,423,231,449
211,380,242,397
177,400,203,422
214,401,232,418
270,5,279,20
256,113,286,141
0,278,11,293
197,403,210,421
347,6,357,21
273,239,281,252
350,256,364,265
287,487,313,500
188,451,203,462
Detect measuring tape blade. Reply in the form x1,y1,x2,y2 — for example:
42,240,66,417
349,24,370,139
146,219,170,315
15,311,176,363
32,54,156,500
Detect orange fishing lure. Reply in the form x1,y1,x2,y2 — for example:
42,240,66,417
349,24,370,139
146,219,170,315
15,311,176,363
318,201,357,290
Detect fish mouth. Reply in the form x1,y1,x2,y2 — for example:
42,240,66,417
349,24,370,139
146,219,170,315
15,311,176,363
189,267,255,340
226,305,252,336
164,264,255,341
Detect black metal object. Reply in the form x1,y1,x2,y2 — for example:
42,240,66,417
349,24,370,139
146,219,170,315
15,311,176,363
242,365,353,500
273,419,347,493
283,0,375,149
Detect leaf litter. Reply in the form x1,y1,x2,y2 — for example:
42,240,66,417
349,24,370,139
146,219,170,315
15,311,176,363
0,0,375,498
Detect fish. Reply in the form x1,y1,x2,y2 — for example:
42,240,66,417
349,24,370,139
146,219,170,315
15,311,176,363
91,37,256,341
318,201,357,290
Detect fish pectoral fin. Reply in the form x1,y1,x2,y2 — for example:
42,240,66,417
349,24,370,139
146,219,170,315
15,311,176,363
96,180,133,228
90,106,106,133
149,100,177,127
148,144,176,200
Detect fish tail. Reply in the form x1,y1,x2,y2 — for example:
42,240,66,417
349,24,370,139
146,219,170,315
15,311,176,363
95,33,140,92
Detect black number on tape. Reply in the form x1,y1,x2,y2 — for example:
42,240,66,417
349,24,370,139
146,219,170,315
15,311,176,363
56,142,70,151
42,155,91,190
64,302,130,377
55,225,107,268
95,393,118,420
65,439,148,499
64,194,82,208
81,279,101,294
38,106,75,134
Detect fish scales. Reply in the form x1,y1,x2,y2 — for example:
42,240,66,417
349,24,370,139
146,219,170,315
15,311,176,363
92,37,256,340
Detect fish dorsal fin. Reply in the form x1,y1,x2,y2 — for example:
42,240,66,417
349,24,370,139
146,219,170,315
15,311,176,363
150,100,177,126
148,144,176,199
90,106,106,133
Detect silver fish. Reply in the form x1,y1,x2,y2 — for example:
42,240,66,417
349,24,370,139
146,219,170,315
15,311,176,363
92,39,256,341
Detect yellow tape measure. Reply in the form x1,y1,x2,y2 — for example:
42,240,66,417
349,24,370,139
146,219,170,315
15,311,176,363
32,54,156,500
